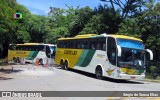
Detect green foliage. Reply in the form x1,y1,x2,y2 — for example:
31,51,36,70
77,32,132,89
101,0,146,18
0,0,16,43
118,18,140,37
145,66,158,79
1,0,160,64
118,2,160,61
0,0,31,57
68,6,93,36
81,5,122,34
156,76,160,80
45,27,69,44
26,15,48,42
46,6,93,42
80,15,105,34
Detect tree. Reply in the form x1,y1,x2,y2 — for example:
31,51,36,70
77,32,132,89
0,0,28,57
0,0,31,57
118,2,160,61
47,6,93,38
100,0,145,18
26,15,48,42
68,6,93,36
81,5,122,34
46,7,68,43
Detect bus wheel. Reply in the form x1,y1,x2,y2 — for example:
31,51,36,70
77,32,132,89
13,57,17,63
64,61,68,70
60,60,64,69
96,67,103,80
17,57,20,63
39,58,43,65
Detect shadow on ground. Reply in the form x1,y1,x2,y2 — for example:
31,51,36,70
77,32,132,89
57,67,144,84
0,69,23,74
0,77,13,80
0,62,20,66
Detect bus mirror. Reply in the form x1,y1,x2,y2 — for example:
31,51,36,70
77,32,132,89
117,45,121,57
50,49,53,54
146,49,153,60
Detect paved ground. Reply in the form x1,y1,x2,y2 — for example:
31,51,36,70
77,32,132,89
0,64,160,100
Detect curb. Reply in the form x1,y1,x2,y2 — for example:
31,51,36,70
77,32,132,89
144,79,160,83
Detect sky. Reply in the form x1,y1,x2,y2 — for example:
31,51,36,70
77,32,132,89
17,0,106,15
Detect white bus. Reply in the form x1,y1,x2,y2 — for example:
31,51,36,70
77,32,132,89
55,34,153,80
8,43,56,64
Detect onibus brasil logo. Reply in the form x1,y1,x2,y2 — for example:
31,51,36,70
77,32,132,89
14,10,22,19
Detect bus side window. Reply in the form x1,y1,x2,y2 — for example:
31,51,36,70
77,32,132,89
63,41,66,48
26,46,29,51
9,45,16,50
83,40,89,49
46,46,50,58
69,41,72,48
16,46,19,50
78,42,82,49
97,43,102,50
59,41,62,48
62,41,65,48
103,43,106,51
91,40,97,49
32,46,35,51
92,44,95,49
74,40,78,49
91,43,96,49
41,45,45,51
24,46,27,51
107,37,116,66
57,41,61,48
66,41,69,48
82,42,84,49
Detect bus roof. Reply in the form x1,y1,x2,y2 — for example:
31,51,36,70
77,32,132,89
15,43,56,46
58,34,99,40
110,34,142,42
58,34,143,42
43,44,56,46
16,43,42,45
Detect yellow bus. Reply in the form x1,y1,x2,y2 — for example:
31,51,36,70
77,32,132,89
8,43,56,64
55,34,153,80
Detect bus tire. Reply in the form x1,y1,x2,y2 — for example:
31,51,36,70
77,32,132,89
95,66,103,80
13,57,16,63
17,57,20,63
64,61,68,70
39,58,43,65
60,60,64,69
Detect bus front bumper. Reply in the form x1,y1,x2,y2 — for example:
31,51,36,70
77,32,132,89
117,74,145,80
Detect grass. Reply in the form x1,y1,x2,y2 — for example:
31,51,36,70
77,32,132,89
144,73,160,82
0,59,4,62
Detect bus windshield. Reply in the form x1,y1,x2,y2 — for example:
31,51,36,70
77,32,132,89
117,39,145,72
50,46,56,51
119,48,145,62
117,38,144,50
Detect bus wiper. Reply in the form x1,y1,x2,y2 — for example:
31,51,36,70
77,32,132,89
118,61,134,68
118,61,144,69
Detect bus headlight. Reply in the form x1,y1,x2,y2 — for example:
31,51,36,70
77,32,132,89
120,69,125,74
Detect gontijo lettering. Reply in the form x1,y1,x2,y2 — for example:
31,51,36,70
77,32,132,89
64,50,77,55
16,52,26,54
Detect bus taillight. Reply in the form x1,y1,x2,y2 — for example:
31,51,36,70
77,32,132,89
130,76,135,79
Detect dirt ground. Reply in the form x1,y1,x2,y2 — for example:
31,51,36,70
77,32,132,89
0,64,14,79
